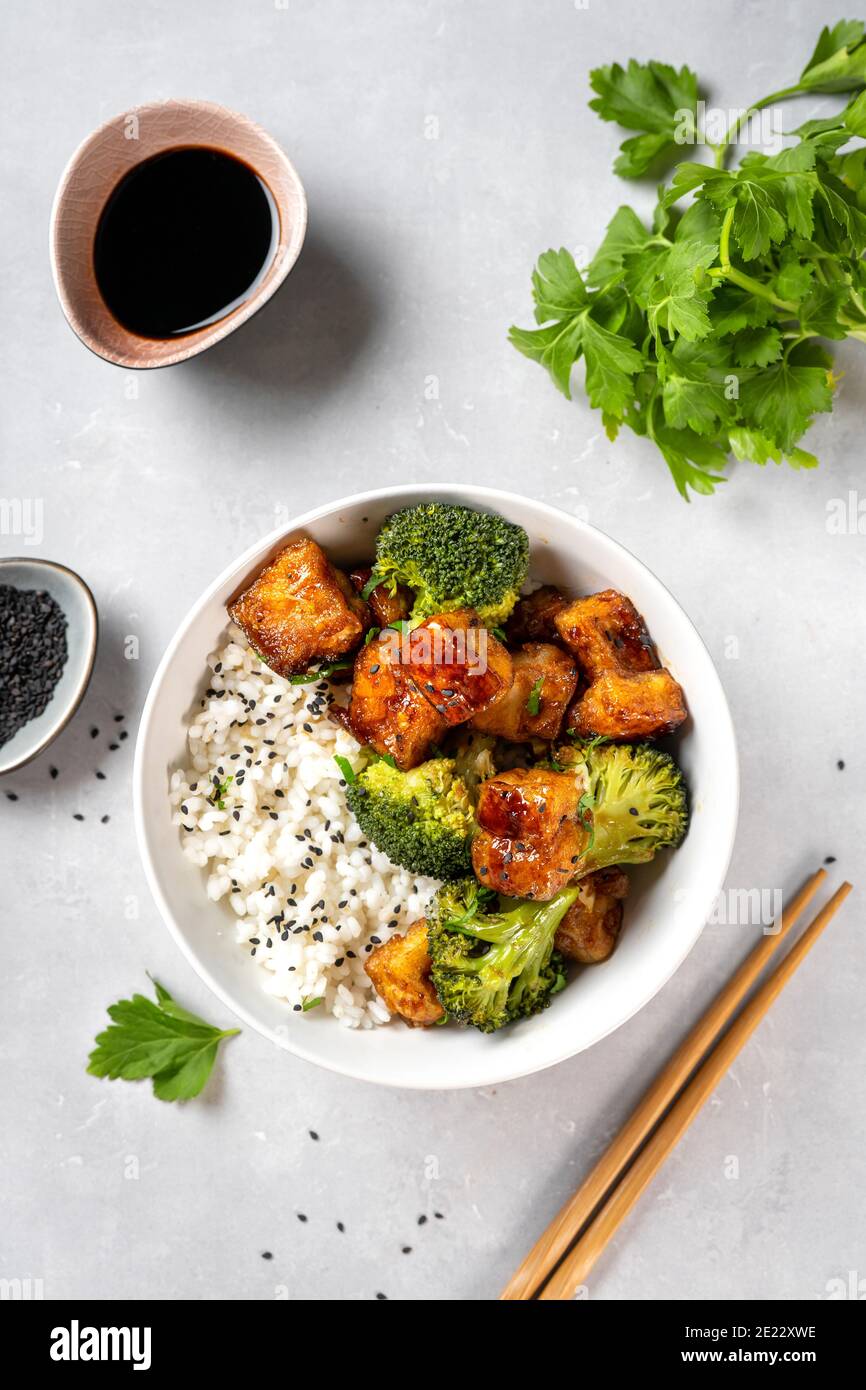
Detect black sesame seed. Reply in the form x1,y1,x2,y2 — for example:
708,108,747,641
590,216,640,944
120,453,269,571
297,1212,308,1222
824,855,836,864
101,815,110,824
417,1215,427,1226
49,766,58,779
73,812,84,821
6,791,19,802
90,727,98,739
261,1251,273,1260
309,1130,319,1141
336,1221,345,1233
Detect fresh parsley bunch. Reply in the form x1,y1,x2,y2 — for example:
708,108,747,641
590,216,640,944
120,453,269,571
510,20,866,497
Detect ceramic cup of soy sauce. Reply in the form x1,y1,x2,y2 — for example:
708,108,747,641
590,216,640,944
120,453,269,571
50,99,307,368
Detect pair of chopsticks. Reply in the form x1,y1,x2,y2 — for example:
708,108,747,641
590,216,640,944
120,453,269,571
501,868,852,1301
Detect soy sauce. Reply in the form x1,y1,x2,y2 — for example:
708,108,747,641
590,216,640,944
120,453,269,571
93,147,278,339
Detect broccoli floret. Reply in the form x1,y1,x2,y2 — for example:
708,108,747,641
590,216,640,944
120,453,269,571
345,756,476,881
369,503,529,626
428,880,576,1032
561,739,689,876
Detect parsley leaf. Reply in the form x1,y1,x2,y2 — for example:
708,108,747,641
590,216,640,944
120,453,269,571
509,248,644,414
739,356,834,451
589,60,699,177
800,20,866,93
87,978,239,1103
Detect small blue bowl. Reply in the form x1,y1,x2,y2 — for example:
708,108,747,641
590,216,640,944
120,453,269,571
0,557,98,776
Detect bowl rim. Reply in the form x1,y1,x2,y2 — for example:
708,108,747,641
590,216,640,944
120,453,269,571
0,556,99,776
133,484,740,1089
48,97,309,369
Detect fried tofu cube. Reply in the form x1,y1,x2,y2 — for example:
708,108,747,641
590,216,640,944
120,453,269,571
348,633,446,770
366,920,444,1026
349,567,412,629
472,820,587,901
401,609,513,726
554,868,629,964
506,586,569,645
567,668,687,741
229,538,371,677
476,767,581,841
471,642,580,742
555,589,658,680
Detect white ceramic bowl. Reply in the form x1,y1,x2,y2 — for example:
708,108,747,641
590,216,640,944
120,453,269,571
134,485,738,1090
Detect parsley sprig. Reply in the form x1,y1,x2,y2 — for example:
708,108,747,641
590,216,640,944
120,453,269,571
87,977,239,1102
511,19,866,497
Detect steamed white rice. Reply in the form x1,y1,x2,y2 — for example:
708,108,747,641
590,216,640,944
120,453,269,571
169,624,439,1027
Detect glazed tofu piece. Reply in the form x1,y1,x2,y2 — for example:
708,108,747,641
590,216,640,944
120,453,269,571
349,567,412,629
554,868,629,963
348,634,446,770
555,589,658,680
506,586,569,645
401,609,513,726
567,668,687,741
476,767,582,842
471,643,580,742
472,820,587,900
229,538,371,677
366,920,444,1026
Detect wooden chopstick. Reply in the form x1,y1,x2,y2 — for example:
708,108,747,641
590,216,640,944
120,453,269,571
500,866,828,1300
537,879,852,1300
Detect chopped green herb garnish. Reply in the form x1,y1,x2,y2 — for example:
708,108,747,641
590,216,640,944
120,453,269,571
364,626,381,645
302,996,324,1012
577,789,596,851
289,659,351,685
526,676,544,715
209,774,234,810
491,626,507,641
87,977,239,1102
334,754,357,783
361,571,382,600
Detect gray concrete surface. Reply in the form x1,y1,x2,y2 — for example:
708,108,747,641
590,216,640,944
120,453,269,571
1,0,863,1301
